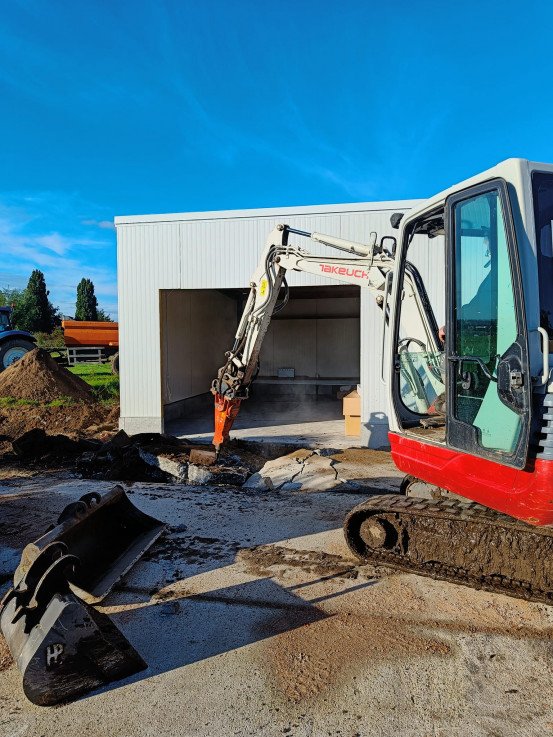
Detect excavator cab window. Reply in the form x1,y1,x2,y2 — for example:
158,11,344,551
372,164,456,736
453,195,504,425
394,212,446,434
532,171,553,337
393,181,530,466
446,180,530,466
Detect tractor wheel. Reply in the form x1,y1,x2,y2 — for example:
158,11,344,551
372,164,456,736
0,339,35,370
111,352,119,375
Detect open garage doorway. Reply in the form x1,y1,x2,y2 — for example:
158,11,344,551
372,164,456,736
161,285,360,447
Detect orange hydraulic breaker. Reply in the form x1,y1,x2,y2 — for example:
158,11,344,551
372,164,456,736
213,393,242,450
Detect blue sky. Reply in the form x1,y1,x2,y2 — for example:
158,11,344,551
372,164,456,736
2,0,553,319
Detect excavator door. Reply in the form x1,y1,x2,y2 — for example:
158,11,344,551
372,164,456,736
388,176,532,503
444,179,531,468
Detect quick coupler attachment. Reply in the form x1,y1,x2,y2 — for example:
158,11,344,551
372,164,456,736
0,543,146,706
14,485,165,603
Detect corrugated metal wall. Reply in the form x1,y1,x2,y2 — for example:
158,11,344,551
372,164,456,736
116,200,442,439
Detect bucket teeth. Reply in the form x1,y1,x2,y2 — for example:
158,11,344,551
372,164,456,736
1,546,146,706
14,485,166,603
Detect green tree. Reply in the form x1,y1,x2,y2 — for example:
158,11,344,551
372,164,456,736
96,307,114,322
75,278,98,321
14,270,59,332
0,287,24,309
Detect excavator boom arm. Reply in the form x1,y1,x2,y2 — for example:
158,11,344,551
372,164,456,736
211,223,433,449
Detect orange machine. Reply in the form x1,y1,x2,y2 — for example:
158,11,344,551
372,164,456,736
62,320,119,347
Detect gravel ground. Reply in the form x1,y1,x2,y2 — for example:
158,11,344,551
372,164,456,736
1,474,553,737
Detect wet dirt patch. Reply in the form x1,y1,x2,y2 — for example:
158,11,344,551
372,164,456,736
0,493,60,550
330,448,393,465
263,612,451,703
144,533,242,564
238,544,359,579
318,573,553,642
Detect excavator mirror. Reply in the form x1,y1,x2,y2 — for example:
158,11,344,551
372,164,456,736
380,235,397,257
390,212,404,229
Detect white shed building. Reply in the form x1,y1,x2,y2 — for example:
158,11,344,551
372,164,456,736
115,199,435,448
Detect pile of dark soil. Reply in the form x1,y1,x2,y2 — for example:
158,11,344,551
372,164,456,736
0,348,93,402
76,431,254,484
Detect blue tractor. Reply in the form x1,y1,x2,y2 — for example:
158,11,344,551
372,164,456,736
0,307,36,370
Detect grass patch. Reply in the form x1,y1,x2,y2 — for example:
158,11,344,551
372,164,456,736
68,362,115,383
48,397,75,407
69,363,119,401
91,386,119,402
0,396,75,408
0,397,39,408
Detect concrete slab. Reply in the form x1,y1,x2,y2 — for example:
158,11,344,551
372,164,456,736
167,397,359,449
138,448,188,481
244,448,403,494
1,471,553,736
331,448,403,493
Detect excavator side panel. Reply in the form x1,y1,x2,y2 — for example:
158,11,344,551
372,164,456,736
389,432,553,526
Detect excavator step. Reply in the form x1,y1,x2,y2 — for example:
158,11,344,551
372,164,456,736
343,494,553,604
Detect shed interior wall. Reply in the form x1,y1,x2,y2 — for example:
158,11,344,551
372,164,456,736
259,295,360,379
161,286,361,429
161,289,236,411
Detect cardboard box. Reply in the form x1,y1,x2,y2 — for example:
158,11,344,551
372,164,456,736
342,390,360,416
343,390,361,437
344,414,361,437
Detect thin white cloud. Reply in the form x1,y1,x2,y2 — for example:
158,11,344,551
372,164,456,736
35,233,71,255
0,198,118,319
82,218,115,230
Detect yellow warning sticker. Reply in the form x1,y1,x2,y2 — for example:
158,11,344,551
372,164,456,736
259,278,268,297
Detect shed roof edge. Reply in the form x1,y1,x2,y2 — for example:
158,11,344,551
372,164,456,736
115,199,422,226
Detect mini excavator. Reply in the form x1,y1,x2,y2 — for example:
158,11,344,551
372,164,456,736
212,158,553,604
5,158,553,707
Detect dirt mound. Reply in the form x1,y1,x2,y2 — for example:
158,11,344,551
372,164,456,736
0,348,93,402
0,403,119,441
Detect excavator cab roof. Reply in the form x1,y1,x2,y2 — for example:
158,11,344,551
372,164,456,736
407,158,553,223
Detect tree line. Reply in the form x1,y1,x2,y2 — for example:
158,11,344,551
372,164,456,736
0,270,113,333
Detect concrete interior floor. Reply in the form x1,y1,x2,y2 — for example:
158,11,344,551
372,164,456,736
166,393,360,449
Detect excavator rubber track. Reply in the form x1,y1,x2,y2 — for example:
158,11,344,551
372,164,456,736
344,494,553,605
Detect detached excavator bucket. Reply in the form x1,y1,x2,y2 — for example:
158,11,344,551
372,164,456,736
14,485,165,603
1,544,146,706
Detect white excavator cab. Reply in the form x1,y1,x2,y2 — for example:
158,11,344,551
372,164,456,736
387,160,553,478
